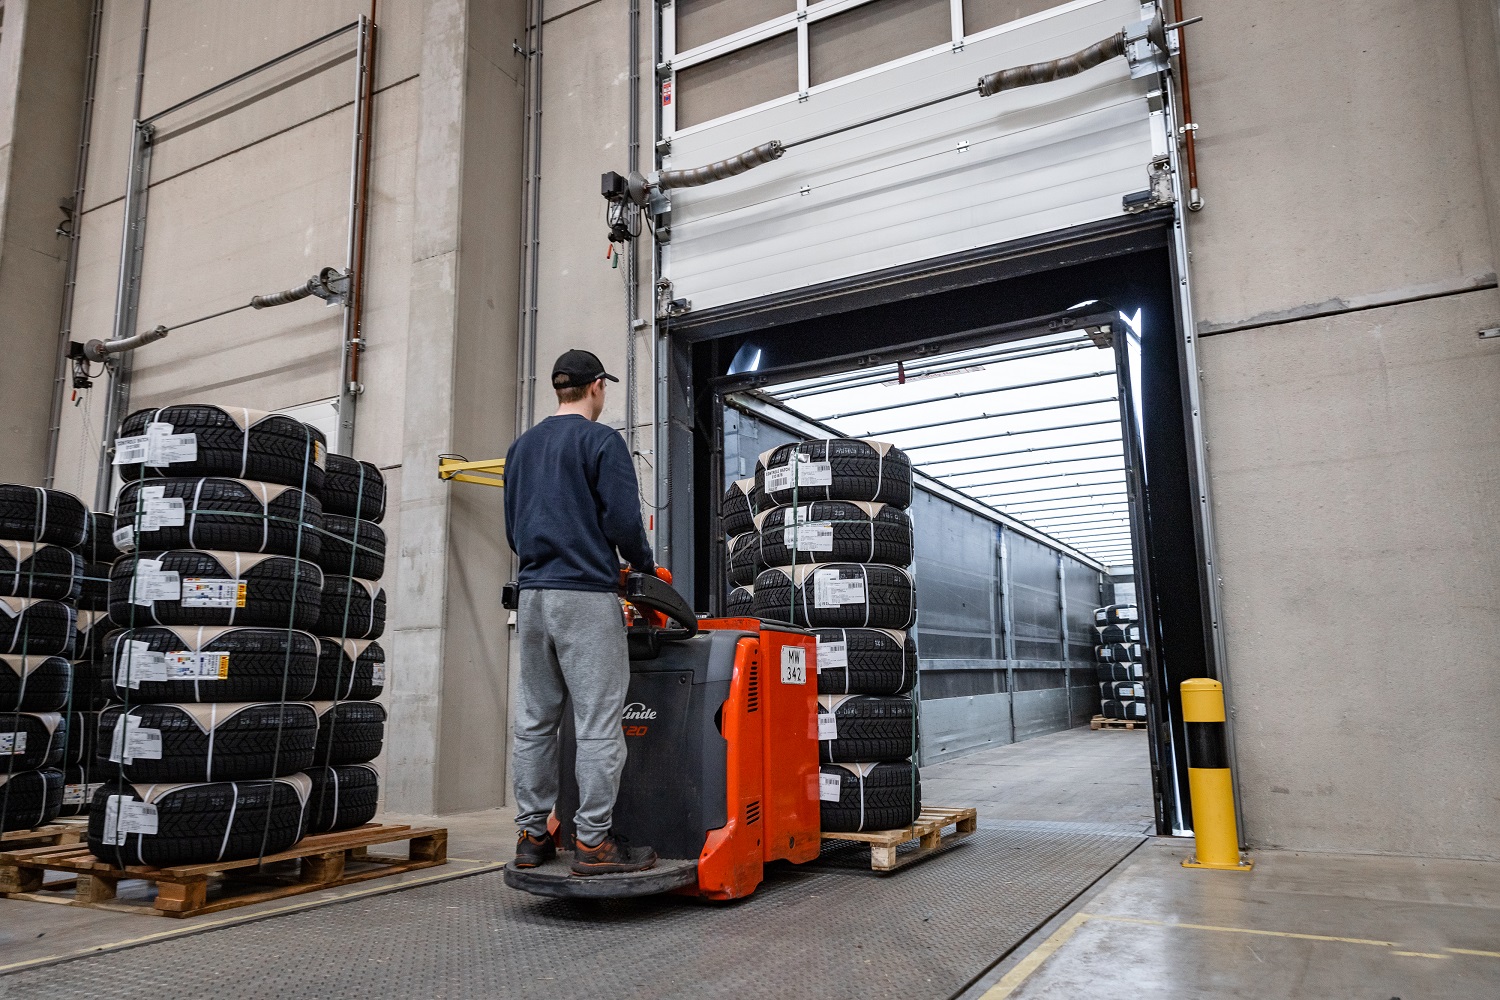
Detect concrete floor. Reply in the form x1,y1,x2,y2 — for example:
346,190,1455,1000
6,725,1500,999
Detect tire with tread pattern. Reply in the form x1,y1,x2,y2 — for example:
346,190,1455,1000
80,512,122,564
0,486,88,547
0,599,74,657
322,454,386,522
1093,604,1139,627
115,478,323,560
104,626,318,703
315,575,385,639
819,761,921,832
74,611,116,662
0,711,66,769
303,763,380,833
757,502,913,568
817,695,917,763
312,700,386,766
0,767,63,831
107,551,323,631
1096,623,1142,644
316,514,385,579
96,703,317,782
811,629,916,695
86,777,306,867
0,655,72,711
721,480,758,538
116,405,326,492
78,561,111,610
756,440,912,508
1094,661,1142,683
753,564,914,630
313,638,385,700
0,544,82,601
727,533,760,587
726,584,754,619
65,710,99,765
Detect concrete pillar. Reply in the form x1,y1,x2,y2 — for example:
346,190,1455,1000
387,0,527,815
0,0,90,483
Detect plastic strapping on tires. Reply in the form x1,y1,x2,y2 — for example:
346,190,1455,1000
218,780,239,862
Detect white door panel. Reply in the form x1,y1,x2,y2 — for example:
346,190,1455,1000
662,0,1160,313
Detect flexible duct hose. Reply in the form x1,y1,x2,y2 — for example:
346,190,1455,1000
978,32,1126,97
656,141,784,190
251,277,318,309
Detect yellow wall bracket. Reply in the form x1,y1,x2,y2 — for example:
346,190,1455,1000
438,454,505,488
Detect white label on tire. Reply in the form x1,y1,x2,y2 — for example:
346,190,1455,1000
765,460,833,492
137,486,185,531
142,422,197,466
113,435,151,466
130,558,180,605
108,718,163,764
63,782,103,807
817,713,838,740
813,570,865,608
371,662,386,685
166,650,229,679
783,523,834,552
181,578,246,608
117,639,167,688
780,645,807,685
102,796,159,845
1131,684,1145,699
0,732,26,754
815,639,847,671
113,524,136,553
1095,608,1106,623
1118,607,1138,621
819,773,842,802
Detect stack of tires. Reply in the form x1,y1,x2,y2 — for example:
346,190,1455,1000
89,404,332,866
304,454,387,836
0,484,86,832
745,439,922,834
1094,604,1147,721
64,511,121,816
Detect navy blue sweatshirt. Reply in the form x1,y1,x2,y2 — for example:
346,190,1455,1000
504,414,655,592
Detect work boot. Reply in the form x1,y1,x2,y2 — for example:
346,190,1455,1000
570,831,658,876
514,830,557,869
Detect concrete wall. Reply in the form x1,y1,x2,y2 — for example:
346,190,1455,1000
0,1,90,483
1186,0,1500,859
38,0,525,816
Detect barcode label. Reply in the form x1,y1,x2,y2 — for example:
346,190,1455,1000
813,570,865,608
819,773,842,802
117,639,167,688
166,650,229,679
130,558,181,605
101,796,159,845
783,523,834,552
108,717,163,764
816,639,847,671
0,732,26,754
817,713,838,740
180,578,246,608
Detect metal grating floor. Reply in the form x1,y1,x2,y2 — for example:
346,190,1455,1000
5,823,1144,1000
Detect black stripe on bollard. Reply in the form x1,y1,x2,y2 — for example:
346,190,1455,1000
1185,721,1229,770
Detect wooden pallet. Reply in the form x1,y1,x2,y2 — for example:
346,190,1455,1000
0,820,87,849
0,823,446,918
820,806,977,872
1091,715,1148,731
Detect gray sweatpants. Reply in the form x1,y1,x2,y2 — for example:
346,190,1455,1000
512,588,629,845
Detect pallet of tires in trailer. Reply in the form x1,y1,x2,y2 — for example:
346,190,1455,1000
1091,604,1149,730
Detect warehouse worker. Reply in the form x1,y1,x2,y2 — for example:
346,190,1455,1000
504,349,659,876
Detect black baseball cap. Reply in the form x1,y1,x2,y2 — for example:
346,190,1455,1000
551,349,619,390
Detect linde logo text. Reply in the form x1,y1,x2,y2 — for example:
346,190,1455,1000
622,702,657,721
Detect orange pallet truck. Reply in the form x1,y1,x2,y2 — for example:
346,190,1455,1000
503,571,820,900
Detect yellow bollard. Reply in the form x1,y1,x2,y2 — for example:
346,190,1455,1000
1180,678,1253,871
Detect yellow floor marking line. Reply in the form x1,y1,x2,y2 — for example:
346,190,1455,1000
978,913,1090,999
1088,913,1402,948
1391,952,1450,959
1447,947,1500,958
0,860,506,975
